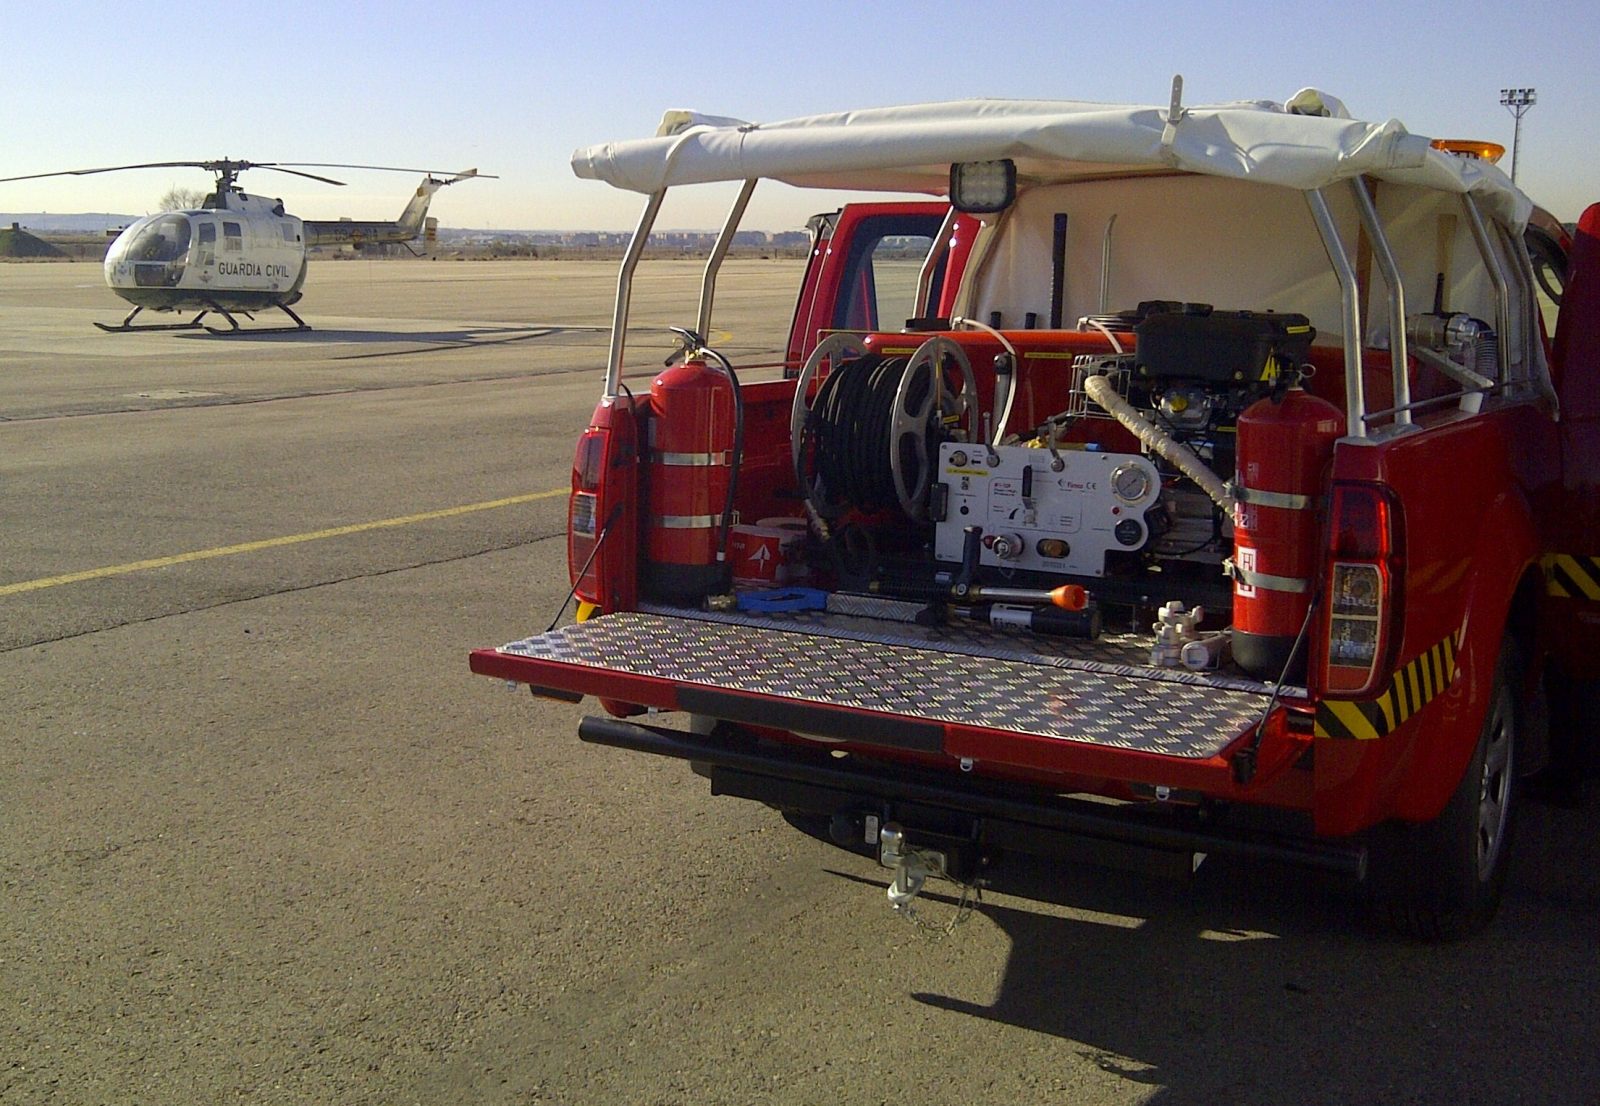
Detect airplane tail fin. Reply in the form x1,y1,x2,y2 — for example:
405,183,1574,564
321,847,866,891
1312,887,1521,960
302,169,491,249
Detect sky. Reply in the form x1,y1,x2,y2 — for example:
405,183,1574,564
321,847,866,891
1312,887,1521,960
3,0,1596,232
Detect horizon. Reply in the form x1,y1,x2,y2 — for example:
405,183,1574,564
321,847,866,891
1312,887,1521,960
0,211,822,237
4,1,1596,230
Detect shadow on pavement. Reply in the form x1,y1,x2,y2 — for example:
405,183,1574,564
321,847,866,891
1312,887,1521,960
171,324,579,347
870,797,1599,1104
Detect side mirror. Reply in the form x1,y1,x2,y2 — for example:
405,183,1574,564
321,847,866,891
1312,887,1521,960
950,159,1016,214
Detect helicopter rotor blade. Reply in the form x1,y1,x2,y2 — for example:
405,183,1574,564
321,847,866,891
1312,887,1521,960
0,161,219,184
2,159,492,187
245,165,347,187
274,162,500,180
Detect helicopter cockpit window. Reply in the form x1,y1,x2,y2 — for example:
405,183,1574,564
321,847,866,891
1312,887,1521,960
223,222,243,251
197,223,217,245
127,215,191,263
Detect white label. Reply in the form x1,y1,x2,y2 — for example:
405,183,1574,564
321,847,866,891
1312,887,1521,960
1235,545,1258,599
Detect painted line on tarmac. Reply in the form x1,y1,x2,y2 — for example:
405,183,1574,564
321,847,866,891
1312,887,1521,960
0,489,566,597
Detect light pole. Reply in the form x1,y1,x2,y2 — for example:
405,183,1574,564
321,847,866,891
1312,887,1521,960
1499,87,1537,185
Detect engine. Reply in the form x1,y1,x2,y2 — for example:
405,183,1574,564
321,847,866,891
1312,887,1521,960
931,305,1316,587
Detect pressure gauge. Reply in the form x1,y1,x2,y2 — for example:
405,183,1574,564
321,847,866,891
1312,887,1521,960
1112,462,1152,504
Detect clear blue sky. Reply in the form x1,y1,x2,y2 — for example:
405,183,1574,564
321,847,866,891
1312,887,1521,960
4,0,1595,231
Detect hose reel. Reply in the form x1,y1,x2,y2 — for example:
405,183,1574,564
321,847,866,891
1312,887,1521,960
791,334,979,520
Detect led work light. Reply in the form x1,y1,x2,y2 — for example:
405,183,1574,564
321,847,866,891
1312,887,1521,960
950,159,1016,214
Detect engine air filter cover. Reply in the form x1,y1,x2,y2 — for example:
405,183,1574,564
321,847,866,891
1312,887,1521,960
1135,307,1314,386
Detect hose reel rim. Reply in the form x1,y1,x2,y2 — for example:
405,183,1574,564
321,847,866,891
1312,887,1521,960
891,335,979,519
791,332,871,504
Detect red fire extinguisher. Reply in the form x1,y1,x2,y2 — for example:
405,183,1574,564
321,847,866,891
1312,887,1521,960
1232,385,1345,680
644,358,736,601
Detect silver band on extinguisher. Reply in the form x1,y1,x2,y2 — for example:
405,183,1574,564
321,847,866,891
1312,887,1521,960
649,450,731,467
1228,561,1311,594
652,514,720,529
1227,481,1313,511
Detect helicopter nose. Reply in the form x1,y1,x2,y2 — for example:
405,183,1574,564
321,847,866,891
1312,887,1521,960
106,213,192,289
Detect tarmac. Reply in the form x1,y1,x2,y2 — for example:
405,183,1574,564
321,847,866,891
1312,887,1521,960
3,258,1597,1105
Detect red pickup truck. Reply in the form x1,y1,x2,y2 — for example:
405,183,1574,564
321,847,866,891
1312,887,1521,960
472,91,1596,939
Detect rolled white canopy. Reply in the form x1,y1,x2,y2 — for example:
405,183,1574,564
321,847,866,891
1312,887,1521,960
572,92,1531,229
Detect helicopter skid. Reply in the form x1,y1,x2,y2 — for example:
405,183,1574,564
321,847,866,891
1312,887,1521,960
94,319,208,333
201,302,311,336
95,305,209,333
96,302,312,336
202,324,312,336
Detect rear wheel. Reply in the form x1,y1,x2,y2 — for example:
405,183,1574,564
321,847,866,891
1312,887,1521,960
1372,638,1520,941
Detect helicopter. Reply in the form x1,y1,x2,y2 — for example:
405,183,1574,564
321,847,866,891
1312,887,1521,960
0,160,493,333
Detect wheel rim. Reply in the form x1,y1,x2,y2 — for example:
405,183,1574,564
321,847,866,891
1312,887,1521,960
1475,686,1515,882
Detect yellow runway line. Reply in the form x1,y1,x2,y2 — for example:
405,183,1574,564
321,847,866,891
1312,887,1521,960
1,489,566,597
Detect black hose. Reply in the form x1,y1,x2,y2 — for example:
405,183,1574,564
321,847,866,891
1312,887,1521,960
698,345,744,573
805,352,913,513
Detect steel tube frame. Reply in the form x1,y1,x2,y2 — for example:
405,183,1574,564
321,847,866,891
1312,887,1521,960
1504,220,1559,410
914,207,960,320
1461,195,1514,381
604,190,667,400
1347,178,1412,427
1099,213,1119,314
695,179,758,342
1306,188,1366,437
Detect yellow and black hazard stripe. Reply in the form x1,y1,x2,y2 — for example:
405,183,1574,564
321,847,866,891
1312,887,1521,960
1314,629,1463,740
1542,554,1600,601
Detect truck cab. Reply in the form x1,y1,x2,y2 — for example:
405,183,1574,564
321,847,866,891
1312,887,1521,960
473,88,1597,939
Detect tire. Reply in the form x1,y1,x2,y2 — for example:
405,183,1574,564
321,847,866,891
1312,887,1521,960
1371,638,1520,941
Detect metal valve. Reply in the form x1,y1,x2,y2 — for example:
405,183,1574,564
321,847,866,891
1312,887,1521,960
983,531,1027,560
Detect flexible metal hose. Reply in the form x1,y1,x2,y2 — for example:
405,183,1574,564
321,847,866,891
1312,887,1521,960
1081,373,1234,511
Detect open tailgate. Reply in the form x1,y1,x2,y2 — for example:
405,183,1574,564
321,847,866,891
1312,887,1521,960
471,606,1299,793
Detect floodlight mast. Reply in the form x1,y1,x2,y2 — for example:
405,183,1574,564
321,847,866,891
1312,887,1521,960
1499,87,1537,184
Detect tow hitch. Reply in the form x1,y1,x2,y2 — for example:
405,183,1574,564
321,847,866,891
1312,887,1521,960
878,822,983,934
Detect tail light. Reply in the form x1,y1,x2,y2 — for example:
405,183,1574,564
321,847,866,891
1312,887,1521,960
568,429,607,607
567,399,642,616
1320,484,1403,696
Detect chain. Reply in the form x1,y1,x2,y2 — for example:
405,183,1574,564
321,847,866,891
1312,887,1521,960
893,879,984,938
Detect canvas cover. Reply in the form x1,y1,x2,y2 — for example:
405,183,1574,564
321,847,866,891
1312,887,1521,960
960,175,1527,364
571,92,1532,230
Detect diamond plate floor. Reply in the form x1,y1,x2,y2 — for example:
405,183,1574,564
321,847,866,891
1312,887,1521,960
638,600,1299,698
499,611,1280,759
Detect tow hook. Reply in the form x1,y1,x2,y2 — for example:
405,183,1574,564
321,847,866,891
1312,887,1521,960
879,823,946,909
879,823,982,934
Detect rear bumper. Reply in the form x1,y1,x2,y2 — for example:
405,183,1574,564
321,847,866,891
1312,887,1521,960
578,715,1366,880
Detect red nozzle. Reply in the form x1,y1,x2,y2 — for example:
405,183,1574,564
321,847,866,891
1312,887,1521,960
1050,584,1089,611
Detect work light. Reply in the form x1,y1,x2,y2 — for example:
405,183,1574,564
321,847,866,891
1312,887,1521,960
950,159,1016,214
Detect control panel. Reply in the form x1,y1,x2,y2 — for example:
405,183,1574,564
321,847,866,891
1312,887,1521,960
932,443,1160,577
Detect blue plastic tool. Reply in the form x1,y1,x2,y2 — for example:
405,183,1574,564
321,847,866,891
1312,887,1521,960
734,587,829,613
